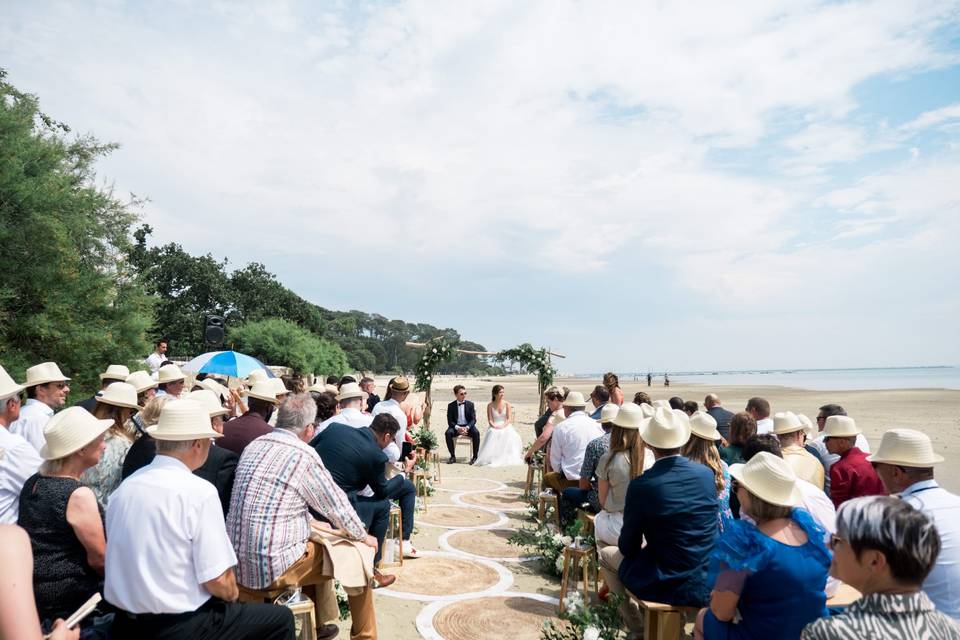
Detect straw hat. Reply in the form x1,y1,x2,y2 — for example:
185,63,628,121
125,370,157,394
867,429,944,467
270,378,290,396
638,403,655,419
822,415,860,438
640,407,691,449
689,411,722,441
337,382,364,402
187,389,229,418
96,382,142,411
388,376,411,393
200,378,229,400
797,414,816,440
246,380,279,404
0,365,24,398
146,399,222,441
652,399,671,409
24,362,70,387
40,406,113,460
772,411,805,436
563,391,587,408
598,402,620,424
611,403,642,430
99,364,130,382
729,451,802,507
157,364,185,384
247,368,270,385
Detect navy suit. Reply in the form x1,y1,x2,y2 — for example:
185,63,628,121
706,406,735,442
446,400,479,459
618,456,718,607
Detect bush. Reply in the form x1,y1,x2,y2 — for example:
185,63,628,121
230,318,348,376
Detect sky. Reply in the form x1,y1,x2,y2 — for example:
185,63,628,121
2,0,959,374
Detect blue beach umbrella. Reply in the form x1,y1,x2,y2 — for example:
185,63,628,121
181,350,275,379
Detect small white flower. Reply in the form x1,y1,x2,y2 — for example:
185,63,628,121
432,348,437,353
552,533,564,546
561,535,573,546
583,626,601,640
554,555,565,574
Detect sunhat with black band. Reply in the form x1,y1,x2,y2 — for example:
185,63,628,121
639,407,691,449
689,411,722,441
96,382,142,411
146,399,222,441
867,428,944,467
611,402,643,429
387,376,411,394
23,362,70,388
728,451,802,507
40,406,113,460
126,370,158,394
99,364,131,382
245,381,279,404
0,364,24,398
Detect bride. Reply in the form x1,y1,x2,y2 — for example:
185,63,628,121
473,385,524,467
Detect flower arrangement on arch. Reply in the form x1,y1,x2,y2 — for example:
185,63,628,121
496,343,557,391
414,338,456,392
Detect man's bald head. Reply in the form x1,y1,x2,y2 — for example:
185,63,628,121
704,394,721,409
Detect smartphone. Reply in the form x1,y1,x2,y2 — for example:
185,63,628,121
63,593,102,629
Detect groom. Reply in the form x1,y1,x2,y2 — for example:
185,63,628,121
445,385,478,463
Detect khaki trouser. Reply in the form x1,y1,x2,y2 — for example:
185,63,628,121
266,540,377,640
543,471,578,495
599,545,643,633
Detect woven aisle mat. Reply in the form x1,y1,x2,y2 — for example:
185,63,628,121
446,529,519,559
432,596,558,640
459,491,528,510
418,506,500,527
389,555,501,596
437,477,502,492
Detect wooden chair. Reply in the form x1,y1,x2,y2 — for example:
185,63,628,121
411,469,430,513
454,435,473,461
625,589,699,640
523,463,544,501
378,506,404,568
558,544,596,613
538,492,561,529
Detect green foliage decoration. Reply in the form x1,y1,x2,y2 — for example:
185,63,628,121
541,593,624,640
496,343,557,391
230,318,348,376
413,339,456,391
411,422,439,452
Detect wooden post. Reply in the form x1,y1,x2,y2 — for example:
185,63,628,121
423,384,433,431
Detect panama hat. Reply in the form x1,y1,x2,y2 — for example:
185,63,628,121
125,370,157,394
640,407,691,449
388,376,411,393
246,380,279,404
598,402,620,424
689,411,722,441
307,380,326,394
772,411,805,436
611,403,643,429
822,415,860,438
96,382,142,411
247,369,270,386
323,384,339,394
868,429,944,467
146,399,222,441
638,403,655,419
24,362,70,388
729,451,802,507
337,382,364,402
40,406,113,460
200,378,229,400
652,399,671,409
157,364,185,384
187,389,229,418
270,378,290,396
797,413,816,440
99,364,130,382
563,391,587,408
0,365,24,398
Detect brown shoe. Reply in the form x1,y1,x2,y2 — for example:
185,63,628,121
317,623,339,640
373,570,397,588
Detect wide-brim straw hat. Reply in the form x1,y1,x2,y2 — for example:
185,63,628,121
200,378,229,400
772,411,805,436
99,364,131,382
797,413,816,440
563,391,587,408
157,364,185,384
0,365,24,398
247,368,270,386
337,382,364,402
146,399,222,441
270,378,290,396
729,451,802,507
611,403,641,429
96,382,142,411
388,376,411,393
868,428,944,467
689,411,722,441
187,389,229,418
822,415,860,438
638,403,655,419
125,370,158,394
245,380,279,404
40,407,113,460
640,407,691,449
652,399,671,410
24,362,70,387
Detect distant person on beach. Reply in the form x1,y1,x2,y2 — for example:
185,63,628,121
647,373,652,387
603,372,625,406
589,385,610,420
704,394,735,442
821,416,885,508
669,396,684,411
144,337,168,373
664,373,670,387
745,397,773,434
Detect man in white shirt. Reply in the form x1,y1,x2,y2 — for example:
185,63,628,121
0,364,42,524
144,337,168,373
10,362,70,453
745,397,773,435
810,404,870,468
106,399,294,640
545,392,604,494
316,383,372,434
371,376,414,470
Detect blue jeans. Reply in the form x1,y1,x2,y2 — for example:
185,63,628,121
383,475,416,542
561,487,591,527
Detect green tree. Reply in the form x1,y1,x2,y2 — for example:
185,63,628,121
230,318,348,376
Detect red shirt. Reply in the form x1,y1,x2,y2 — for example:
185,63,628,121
219,412,272,456
829,447,886,508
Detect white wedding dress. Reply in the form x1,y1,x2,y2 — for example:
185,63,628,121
473,403,524,467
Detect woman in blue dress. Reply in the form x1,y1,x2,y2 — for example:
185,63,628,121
695,451,831,640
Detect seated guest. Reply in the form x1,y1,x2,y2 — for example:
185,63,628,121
0,365,42,524
822,416,885,508
18,407,109,627
561,403,617,524
125,370,158,432
669,396,685,410
704,394,735,442
545,392,604,494
683,400,699,416
76,364,129,413
599,408,717,634
372,376,414,467
720,412,757,466
317,383,373,433
632,391,652,406
594,403,653,546
798,413,831,493
525,386,568,464
311,389,338,425
10,362,71,453
445,385,478,464
774,411,825,490
869,429,960,621
802,496,960,639
684,412,733,530
360,377,379,413
745,397,773,434
228,393,377,640
811,404,871,469
218,380,278,455
589,385,610,420
695,452,831,640
155,363,186,398
108,399,294,639
81,381,138,507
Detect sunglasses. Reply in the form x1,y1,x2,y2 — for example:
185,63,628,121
547,394,561,401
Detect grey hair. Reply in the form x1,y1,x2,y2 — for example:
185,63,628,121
836,495,941,585
156,439,197,453
339,396,363,409
275,392,317,435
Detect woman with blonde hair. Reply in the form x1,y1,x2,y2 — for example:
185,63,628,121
684,412,733,530
603,372,625,406
80,382,138,508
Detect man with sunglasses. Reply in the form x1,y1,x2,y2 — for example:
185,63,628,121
9,362,70,453
445,385,478,463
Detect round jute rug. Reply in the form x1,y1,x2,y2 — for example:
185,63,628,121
431,596,558,640
418,506,502,528
436,477,504,493
388,555,502,596
459,491,528,510
444,529,520,559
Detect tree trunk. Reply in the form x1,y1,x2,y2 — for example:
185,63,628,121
423,384,433,431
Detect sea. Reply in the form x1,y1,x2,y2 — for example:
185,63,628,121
576,367,960,391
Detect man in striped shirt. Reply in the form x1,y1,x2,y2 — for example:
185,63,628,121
228,393,379,640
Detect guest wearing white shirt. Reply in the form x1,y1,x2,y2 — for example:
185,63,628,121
315,383,372,434
544,392,604,494
0,365,42,524
144,338,168,373
371,376,413,468
106,399,294,640
10,362,70,453
745,396,773,435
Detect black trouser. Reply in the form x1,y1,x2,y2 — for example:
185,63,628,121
445,425,479,458
353,495,390,565
110,598,294,640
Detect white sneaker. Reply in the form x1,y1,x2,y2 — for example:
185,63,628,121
403,545,422,559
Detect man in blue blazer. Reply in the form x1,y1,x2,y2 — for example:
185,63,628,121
704,393,735,442
445,385,478,463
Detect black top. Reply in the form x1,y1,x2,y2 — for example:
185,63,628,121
311,423,389,502
365,393,381,413
534,410,552,438
17,474,103,623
